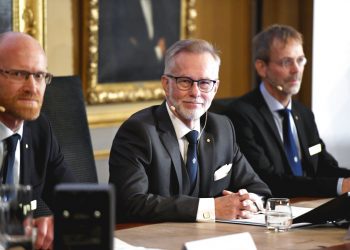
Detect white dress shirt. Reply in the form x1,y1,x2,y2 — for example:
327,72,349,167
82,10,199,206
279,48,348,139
166,103,215,222
0,122,23,184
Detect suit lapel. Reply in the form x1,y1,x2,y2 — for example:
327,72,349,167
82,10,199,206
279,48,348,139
20,123,32,185
156,103,184,193
291,104,316,173
198,130,215,196
255,90,285,150
254,89,293,174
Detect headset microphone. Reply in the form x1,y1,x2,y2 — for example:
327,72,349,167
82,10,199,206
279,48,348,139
275,85,283,91
198,111,208,140
266,78,283,92
0,106,5,112
170,104,207,140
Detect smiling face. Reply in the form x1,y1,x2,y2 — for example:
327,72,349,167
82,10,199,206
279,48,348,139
162,51,219,128
256,38,306,106
0,33,47,130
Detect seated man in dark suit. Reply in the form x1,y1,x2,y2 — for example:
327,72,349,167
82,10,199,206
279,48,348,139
225,24,350,197
0,32,76,249
109,39,271,223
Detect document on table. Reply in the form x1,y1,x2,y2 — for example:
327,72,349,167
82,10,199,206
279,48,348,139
183,232,257,250
216,206,313,228
114,237,163,250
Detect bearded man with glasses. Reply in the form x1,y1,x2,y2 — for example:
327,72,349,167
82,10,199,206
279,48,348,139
0,32,76,250
225,24,350,198
109,38,271,223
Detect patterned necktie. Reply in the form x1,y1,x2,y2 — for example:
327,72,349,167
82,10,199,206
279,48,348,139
3,134,20,184
278,109,302,176
185,130,199,190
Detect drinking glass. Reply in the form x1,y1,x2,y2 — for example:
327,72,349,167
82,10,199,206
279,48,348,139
0,185,34,250
265,198,292,232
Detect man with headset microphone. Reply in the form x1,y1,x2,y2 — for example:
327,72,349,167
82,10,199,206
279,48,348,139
109,39,271,223
225,24,350,198
0,32,75,249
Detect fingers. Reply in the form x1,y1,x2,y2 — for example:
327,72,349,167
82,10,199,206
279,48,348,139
218,190,262,219
342,178,350,193
249,193,265,212
33,216,54,250
222,190,233,196
238,189,248,195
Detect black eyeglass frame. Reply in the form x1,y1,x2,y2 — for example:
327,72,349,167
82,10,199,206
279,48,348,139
165,74,217,93
0,68,53,85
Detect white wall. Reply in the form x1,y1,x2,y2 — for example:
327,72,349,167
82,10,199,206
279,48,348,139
312,0,350,167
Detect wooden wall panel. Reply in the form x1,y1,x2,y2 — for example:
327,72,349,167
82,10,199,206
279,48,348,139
194,0,253,98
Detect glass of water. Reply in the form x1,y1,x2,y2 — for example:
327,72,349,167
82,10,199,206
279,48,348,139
0,185,34,250
265,198,292,232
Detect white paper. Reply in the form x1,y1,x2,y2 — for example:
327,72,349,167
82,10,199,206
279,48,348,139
183,232,257,250
216,206,312,228
114,237,163,250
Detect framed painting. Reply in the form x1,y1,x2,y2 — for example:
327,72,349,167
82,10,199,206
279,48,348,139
82,0,197,104
0,0,46,49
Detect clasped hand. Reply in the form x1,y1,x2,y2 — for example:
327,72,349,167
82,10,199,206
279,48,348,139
214,189,264,220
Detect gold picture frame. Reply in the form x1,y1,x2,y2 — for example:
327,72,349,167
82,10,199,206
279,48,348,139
82,0,197,105
12,0,46,50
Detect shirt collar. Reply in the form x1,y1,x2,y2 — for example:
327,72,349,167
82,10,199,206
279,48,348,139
165,102,200,140
260,82,292,112
0,121,24,141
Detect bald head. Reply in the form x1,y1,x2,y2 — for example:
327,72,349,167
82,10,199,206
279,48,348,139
0,32,49,130
0,32,47,68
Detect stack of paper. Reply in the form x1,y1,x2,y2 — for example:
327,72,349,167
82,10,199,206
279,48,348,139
183,232,257,250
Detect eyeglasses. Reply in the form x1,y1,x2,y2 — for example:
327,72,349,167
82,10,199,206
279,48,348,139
0,69,53,85
165,74,217,93
269,56,307,69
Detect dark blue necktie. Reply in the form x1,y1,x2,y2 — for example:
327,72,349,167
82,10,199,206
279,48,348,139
3,134,20,184
279,109,302,176
185,130,199,190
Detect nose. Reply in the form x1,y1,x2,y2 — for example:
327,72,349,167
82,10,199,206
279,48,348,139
22,74,37,91
290,61,302,74
190,82,201,96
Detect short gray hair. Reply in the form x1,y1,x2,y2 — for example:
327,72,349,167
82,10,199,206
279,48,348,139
164,39,221,74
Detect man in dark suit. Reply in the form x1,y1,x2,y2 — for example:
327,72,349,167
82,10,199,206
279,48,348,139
109,39,271,223
225,24,350,197
0,32,75,249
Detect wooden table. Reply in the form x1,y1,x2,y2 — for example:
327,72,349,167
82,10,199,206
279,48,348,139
115,198,350,249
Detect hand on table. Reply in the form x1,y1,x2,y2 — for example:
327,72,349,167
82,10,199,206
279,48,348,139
214,189,263,220
33,215,54,250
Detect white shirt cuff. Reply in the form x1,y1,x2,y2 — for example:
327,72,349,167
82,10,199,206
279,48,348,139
337,178,344,195
196,198,215,222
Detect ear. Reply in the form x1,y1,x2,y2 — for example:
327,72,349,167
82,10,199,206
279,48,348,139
212,80,220,94
255,59,267,79
161,75,170,96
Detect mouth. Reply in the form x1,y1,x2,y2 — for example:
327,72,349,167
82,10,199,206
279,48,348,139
288,78,300,85
17,97,40,107
183,100,204,108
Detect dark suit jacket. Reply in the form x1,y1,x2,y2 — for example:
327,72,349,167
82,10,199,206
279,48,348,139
20,114,76,217
225,87,350,197
109,102,271,223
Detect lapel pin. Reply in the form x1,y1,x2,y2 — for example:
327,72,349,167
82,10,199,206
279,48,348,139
25,144,29,149
206,138,211,143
